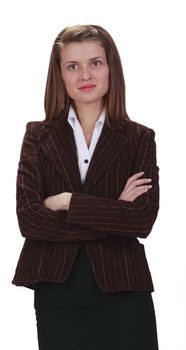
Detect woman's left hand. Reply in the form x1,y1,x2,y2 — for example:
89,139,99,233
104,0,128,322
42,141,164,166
44,192,72,211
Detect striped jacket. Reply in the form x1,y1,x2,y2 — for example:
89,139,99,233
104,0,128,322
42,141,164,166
12,115,159,292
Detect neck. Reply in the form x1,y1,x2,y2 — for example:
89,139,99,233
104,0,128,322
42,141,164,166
74,101,104,131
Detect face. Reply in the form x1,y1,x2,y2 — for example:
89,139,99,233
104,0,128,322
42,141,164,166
60,41,109,108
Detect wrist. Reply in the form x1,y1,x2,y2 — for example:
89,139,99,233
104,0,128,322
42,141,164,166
61,192,72,210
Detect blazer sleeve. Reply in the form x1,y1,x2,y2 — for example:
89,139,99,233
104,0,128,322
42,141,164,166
16,122,107,242
67,127,159,239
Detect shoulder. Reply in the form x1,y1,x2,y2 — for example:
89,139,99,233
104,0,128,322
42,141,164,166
26,116,67,134
26,120,46,133
25,119,54,139
115,120,156,149
22,121,46,146
124,120,155,137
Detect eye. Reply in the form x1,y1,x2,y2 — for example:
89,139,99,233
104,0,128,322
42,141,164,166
91,60,102,68
67,64,79,71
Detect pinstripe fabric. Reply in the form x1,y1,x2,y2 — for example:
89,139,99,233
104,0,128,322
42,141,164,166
12,115,159,292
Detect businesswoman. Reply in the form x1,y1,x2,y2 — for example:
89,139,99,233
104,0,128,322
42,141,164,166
12,25,159,349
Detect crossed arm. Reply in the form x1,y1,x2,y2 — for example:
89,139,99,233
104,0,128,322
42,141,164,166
17,123,159,241
44,171,152,210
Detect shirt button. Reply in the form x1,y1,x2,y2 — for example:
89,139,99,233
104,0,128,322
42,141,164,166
84,159,89,164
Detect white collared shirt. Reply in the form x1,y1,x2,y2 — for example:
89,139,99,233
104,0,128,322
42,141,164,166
68,106,105,183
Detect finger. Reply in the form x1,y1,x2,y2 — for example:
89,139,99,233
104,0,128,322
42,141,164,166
119,185,152,201
126,172,144,185
124,178,151,192
133,178,152,187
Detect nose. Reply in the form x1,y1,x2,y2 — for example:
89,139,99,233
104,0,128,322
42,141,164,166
81,65,91,81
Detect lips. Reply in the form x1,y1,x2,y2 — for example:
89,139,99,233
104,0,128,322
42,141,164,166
78,84,96,91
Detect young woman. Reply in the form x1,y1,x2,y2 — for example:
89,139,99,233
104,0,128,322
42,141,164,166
12,24,159,349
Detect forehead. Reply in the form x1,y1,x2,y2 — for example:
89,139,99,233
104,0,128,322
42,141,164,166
61,40,106,62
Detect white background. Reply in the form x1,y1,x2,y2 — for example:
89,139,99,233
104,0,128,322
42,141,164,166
0,0,185,349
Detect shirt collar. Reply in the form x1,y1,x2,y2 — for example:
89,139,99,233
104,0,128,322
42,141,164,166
68,106,106,129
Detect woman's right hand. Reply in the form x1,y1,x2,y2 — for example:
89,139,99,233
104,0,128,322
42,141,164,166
118,172,152,202
44,192,72,211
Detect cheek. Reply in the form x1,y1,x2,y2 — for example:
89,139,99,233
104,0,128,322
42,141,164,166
105,72,109,85
102,66,109,82
102,69,109,90
62,74,75,93
106,67,110,83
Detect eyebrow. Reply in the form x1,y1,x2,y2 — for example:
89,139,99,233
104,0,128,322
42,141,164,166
63,56,104,66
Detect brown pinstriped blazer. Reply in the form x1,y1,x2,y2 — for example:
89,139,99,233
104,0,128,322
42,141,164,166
12,115,159,292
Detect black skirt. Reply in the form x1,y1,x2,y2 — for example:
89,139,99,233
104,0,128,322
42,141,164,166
34,244,159,350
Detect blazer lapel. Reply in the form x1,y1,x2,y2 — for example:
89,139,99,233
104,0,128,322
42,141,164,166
40,117,82,192
39,117,127,194
83,123,127,193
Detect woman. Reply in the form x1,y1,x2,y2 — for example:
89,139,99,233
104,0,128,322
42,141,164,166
12,25,159,349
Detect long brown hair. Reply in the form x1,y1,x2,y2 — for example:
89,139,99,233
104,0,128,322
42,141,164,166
44,25,130,124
